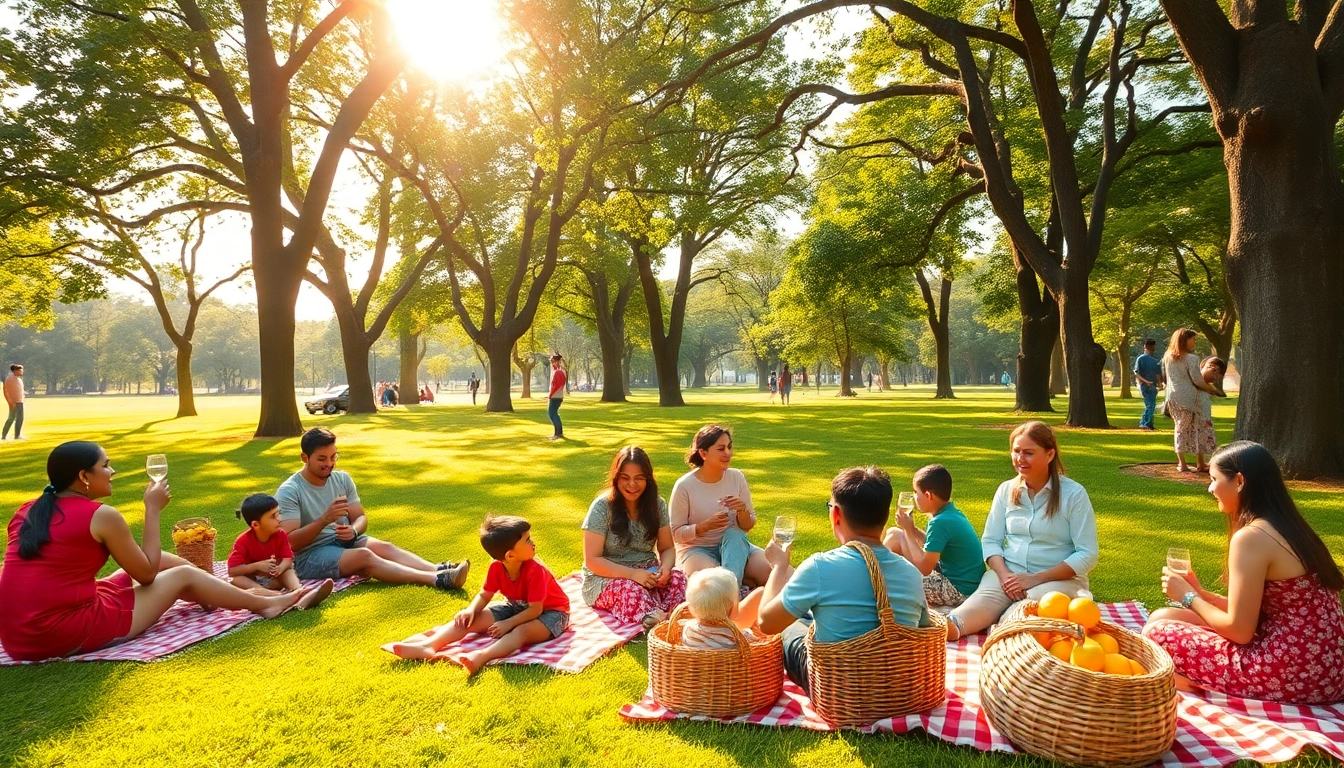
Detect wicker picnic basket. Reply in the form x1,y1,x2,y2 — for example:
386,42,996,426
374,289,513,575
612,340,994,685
172,517,216,572
978,600,1179,768
648,603,784,718
805,541,947,727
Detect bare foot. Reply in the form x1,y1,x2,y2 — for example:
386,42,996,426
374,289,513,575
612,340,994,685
257,589,304,619
391,642,437,660
456,652,481,677
296,579,334,610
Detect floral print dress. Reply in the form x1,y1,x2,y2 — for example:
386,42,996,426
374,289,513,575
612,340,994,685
1147,574,1344,704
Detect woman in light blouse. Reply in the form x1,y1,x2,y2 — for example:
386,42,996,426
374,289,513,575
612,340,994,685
945,421,1099,640
668,424,770,587
1163,328,1223,473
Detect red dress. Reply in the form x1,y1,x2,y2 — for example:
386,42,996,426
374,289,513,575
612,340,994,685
1147,574,1344,704
0,496,136,661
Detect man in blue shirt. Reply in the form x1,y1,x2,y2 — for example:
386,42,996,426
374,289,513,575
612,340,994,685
754,466,928,694
1132,338,1163,430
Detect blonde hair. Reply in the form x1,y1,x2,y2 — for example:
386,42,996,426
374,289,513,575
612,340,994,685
1166,328,1197,362
685,567,739,621
1008,421,1065,517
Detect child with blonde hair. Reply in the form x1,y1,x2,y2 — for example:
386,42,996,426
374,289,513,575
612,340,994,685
678,567,762,649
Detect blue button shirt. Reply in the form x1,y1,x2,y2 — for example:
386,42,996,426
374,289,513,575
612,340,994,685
1133,353,1162,388
981,476,1098,577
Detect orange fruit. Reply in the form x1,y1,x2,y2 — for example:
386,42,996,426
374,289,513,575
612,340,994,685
1038,591,1071,620
1034,631,1055,648
1129,658,1147,675
1048,639,1074,662
1071,641,1105,672
1103,653,1133,676
1088,631,1119,655
1069,597,1102,630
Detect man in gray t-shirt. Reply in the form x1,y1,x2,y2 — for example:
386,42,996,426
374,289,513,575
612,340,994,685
277,427,469,589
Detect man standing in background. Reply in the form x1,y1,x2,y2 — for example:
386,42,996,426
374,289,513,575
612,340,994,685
1132,338,1163,430
546,354,566,441
3,364,25,440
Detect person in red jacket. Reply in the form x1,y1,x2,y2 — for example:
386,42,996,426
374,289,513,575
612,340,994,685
546,353,567,441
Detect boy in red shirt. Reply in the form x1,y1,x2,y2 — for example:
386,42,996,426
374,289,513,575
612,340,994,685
391,514,569,674
228,494,332,605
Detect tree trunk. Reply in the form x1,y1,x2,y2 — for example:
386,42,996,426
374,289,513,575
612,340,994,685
1013,251,1058,412
1117,300,1134,399
333,307,376,414
755,357,771,391
1058,284,1109,427
692,363,708,388
174,340,197,418
879,358,890,390
1223,37,1344,476
252,255,305,436
484,339,514,412
916,270,955,399
1049,333,1067,395
838,349,854,396
399,329,420,399
514,346,536,400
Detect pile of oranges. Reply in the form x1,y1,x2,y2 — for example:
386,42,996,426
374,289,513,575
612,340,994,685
172,522,217,546
1031,591,1147,676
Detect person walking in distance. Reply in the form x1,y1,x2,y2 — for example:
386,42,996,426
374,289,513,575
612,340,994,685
1132,339,1163,431
546,354,567,441
3,364,25,441
779,363,792,406
469,373,480,405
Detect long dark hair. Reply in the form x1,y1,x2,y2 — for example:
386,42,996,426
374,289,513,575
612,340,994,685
1213,441,1344,591
18,441,103,559
686,424,731,468
605,446,660,546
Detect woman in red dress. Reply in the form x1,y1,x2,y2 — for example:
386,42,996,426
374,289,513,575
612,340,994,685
0,442,331,661
1144,441,1344,704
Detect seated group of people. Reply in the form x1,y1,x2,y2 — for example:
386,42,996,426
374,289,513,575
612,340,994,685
2,421,1342,710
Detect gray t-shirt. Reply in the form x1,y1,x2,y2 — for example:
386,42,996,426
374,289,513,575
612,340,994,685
579,494,670,606
276,470,361,552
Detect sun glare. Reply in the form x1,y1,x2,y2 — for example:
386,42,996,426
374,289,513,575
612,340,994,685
387,0,505,82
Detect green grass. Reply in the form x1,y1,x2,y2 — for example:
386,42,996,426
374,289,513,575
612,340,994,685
0,386,1340,768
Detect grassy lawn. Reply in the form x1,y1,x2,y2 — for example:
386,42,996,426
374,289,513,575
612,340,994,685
0,386,1340,768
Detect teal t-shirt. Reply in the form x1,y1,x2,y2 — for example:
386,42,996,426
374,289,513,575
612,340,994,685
780,544,929,643
924,502,985,596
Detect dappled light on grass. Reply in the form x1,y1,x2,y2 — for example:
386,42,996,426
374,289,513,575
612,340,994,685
1,388,1341,766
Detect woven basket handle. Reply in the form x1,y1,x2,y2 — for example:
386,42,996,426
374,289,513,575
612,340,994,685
982,616,1084,654
663,602,752,659
842,540,898,633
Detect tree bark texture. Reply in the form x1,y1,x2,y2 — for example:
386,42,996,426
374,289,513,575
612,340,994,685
173,341,196,418
1013,251,1058,412
332,306,375,414
916,269,955,399
1050,334,1067,395
1161,0,1344,476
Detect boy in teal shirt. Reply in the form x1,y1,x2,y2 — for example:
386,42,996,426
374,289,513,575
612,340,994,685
883,465,985,607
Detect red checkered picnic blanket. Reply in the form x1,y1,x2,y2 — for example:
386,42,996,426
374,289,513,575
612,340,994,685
0,562,362,665
620,601,1344,767
381,572,643,673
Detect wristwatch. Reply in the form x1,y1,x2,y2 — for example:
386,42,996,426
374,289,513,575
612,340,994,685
1180,591,1197,610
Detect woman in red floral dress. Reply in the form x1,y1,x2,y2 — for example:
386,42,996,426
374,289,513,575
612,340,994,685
1144,441,1344,704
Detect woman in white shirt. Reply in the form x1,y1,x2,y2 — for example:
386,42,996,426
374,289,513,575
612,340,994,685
668,425,769,587
945,421,1099,640
1163,328,1223,473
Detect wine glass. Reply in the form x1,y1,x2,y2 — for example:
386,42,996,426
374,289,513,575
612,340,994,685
897,491,917,521
773,515,796,546
1166,547,1191,606
146,454,168,482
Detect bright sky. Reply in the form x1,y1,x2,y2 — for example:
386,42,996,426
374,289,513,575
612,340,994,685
2,2,870,321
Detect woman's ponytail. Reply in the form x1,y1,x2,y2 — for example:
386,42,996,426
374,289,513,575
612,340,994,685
17,442,103,559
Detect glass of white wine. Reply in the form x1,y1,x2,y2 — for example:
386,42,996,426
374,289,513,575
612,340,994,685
146,454,168,482
897,491,917,520
773,515,796,546
1166,547,1191,606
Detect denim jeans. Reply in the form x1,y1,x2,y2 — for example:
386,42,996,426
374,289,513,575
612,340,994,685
2,403,22,439
547,397,563,437
1139,383,1157,428
781,617,812,695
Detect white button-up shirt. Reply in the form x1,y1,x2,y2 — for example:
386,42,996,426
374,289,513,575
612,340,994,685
981,475,1098,576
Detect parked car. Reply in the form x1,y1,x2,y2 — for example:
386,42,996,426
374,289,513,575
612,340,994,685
306,385,350,415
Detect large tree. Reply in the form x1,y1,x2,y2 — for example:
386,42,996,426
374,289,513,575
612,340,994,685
0,1,408,435
1159,0,1344,476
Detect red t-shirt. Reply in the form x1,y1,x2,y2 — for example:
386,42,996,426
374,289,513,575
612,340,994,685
483,559,570,613
227,528,295,568
548,367,567,399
